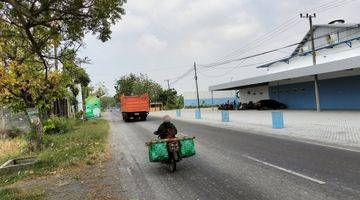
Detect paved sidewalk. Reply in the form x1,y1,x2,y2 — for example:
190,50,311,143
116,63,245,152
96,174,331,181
150,109,360,149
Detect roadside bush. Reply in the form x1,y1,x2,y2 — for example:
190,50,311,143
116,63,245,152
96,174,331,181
23,126,51,151
43,117,76,135
75,111,84,119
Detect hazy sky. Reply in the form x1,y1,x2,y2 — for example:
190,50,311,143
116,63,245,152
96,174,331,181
79,0,360,95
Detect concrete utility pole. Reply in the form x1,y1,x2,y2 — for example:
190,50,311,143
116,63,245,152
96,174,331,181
194,62,201,109
165,79,171,90
300,13,321,112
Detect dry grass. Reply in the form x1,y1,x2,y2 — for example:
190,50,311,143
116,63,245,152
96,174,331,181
0,139,26,164
0,119,110,187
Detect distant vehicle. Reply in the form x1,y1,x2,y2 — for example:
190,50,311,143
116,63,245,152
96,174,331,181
241,101,256,110
120,94,150,122
256,99,287,110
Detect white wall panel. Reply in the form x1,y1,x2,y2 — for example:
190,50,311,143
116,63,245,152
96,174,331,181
239,86,269,103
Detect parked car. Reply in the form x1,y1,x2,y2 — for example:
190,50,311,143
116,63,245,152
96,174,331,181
241,101,256,110
256,99,287,110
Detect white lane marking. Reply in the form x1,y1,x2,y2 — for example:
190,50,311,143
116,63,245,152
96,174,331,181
243,155,326,185
295,140,360,154
165,115,360,154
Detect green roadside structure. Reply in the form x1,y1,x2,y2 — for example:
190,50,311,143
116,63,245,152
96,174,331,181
85,96,101,119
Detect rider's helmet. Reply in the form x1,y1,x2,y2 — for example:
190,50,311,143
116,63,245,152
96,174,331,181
163,115,171,122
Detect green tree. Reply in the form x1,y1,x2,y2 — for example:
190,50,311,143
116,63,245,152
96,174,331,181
0,0,126,148
0,62,69,121
115,73,162,102
114,74,184,109
0,0,126,113
159,89,184,109
114,73,139,96
0,0,126,79
92,82,108,98
100,96,116,109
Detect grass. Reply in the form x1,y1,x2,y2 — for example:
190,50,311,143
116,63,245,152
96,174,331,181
0,139,26,164
0,188,44,200
0,119,110,187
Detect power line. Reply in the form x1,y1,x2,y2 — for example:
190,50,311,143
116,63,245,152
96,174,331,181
198,56,289,76
222,0,357,60
199,25,360,78
170,67,194,85
312,0,358,13
199,43,298,68
198,24,360,69
198,59,247,78
209,17,300,65
200,0,359,67
169,0,360,86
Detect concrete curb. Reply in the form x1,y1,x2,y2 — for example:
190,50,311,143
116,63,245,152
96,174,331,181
0,156,37,175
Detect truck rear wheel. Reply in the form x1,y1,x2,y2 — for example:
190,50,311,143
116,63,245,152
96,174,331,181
122,114,129,122
140,116,147,121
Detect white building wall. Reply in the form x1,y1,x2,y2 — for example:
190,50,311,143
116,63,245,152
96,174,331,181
239,85,269,103
268,26,360,74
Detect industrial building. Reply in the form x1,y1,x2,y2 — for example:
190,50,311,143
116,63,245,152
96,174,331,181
209,21,360,110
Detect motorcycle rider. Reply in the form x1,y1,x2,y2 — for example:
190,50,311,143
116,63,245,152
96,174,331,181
154,115,177,139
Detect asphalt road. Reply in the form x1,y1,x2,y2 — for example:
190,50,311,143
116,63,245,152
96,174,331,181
108,110,360,200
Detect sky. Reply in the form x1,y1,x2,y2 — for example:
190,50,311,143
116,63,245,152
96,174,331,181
79,0,360,96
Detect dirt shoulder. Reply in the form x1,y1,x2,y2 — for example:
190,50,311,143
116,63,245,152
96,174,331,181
8,160,126,200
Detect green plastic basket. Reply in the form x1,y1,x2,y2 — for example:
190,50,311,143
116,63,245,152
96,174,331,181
148,142,169,162
180,139,196,158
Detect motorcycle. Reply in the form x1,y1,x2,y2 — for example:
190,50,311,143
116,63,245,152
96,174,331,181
146,132,195,173
164,139,181,172
158,133,181,172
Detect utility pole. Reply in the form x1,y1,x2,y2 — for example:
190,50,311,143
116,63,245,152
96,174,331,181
194,62,201,109
300,13,321,112
165,79,170,90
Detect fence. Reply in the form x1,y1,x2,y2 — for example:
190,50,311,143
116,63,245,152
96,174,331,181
0,108,29,133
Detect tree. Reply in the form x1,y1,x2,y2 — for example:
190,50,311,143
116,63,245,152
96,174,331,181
0,1,126,148
91,82,108,98
132,75,163,102
114,73,139,96
114,73,162,102
114,74,184,109
158,89,184,109
100,96,116,109
0,0,126,114
0,62,68,118
0,0,126,79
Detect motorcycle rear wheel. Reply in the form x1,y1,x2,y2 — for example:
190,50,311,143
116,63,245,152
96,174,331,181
168,153,177,172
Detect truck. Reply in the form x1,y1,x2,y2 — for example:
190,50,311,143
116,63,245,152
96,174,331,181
120,93,150,122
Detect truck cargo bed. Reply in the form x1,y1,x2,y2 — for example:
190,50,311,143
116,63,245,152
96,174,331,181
120,94,150,122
